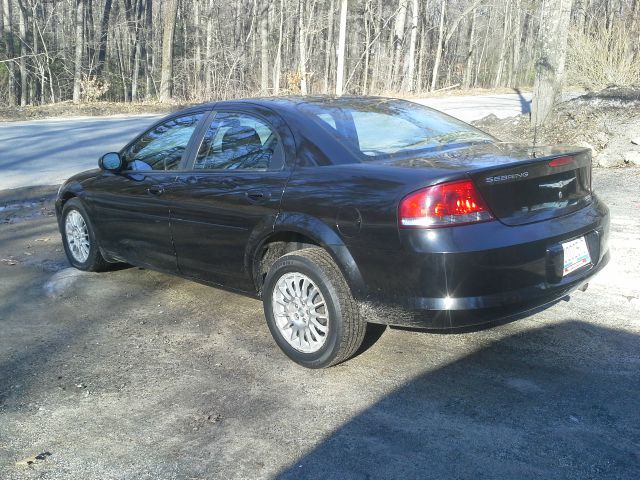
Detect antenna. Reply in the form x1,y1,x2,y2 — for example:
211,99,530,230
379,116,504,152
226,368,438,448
533,91,539,148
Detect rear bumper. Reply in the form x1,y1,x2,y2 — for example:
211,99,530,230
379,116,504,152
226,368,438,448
358,250,608,329
351,195,610,329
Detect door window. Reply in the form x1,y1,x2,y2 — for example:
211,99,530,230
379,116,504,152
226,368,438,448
124,113,204,171
193,112,284,171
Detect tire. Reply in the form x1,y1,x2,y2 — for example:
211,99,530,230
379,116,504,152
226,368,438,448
61,198,111,272
263,247,366,368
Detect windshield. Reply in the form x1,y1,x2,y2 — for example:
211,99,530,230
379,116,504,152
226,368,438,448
299,98,493,160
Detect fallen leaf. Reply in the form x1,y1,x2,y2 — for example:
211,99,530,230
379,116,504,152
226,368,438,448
15,452,52,467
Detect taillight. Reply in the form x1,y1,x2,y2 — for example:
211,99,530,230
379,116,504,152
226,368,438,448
548,156,573,167
399,179,494,228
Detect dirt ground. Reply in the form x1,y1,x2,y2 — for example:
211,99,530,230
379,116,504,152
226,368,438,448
473,86,640,168
0,167,639,480
0,102,180,123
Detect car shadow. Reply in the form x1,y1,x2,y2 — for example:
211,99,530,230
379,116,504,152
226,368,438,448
277,320,640,479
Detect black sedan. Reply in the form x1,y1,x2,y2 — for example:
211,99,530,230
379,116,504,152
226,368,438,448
55,97,610,368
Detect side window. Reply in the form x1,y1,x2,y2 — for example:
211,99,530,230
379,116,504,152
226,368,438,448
124,113,203,171
316,113,337,130
193,112,284,171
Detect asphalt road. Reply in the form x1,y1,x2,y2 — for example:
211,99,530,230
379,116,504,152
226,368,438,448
0,115,160,191
0,169,639,479
0,93,533,191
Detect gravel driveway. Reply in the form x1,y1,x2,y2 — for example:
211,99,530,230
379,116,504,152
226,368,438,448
0,168,638,479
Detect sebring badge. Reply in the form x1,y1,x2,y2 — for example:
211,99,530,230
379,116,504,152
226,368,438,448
485,171,529,184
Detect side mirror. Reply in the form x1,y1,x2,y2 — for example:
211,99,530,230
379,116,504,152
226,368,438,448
99,152,123,171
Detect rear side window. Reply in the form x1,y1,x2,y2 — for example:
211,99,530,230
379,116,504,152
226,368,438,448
350,111,425,155
193,112,284,171
124,113,203,171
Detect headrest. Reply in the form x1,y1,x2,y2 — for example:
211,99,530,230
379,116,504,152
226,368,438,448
222,125,262,153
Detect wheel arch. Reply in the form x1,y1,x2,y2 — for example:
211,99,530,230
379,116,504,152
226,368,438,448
246,212,367,299
55,181,87,228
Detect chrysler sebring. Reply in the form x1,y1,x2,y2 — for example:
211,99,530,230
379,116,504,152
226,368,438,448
55,97,610,368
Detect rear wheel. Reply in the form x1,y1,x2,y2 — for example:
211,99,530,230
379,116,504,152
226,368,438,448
263,247,366,368
61,198,110,272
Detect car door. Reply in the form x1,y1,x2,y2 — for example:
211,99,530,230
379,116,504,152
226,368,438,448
87,111,209,272
167,106,295,290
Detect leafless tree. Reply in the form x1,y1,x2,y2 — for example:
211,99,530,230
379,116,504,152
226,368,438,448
0,0,636,112
532,0,573,126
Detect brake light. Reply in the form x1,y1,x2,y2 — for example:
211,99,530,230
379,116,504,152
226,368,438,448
549,156,573,167
399,179,494,228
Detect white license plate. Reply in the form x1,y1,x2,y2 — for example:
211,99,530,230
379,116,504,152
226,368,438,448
561,236,591,276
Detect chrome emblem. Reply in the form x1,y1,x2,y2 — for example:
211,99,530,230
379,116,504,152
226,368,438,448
485,171,529,184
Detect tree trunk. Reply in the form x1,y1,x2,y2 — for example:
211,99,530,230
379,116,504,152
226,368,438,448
406,0,418,92
159,0,179,102
508,0,522,87
493,0,510,88
390,0,408,89
96,0,113,76
531,0,573,127
2,0,16,106
463,8,476,88
273,0,283,94
194,0,201,98
369,0,383,93
323,0,335,94
297,0,307,94
73,0,84,103
430,0,445,91
17,0,27,106
205,0,214,97
132,0,145,102
260,3,269,95
362,0,371,95
335,0,347,95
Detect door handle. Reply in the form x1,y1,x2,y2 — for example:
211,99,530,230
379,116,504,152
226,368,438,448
245,190,271,204
147,185,165,196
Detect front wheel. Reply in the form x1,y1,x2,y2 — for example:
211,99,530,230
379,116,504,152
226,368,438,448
61,198,110,272
263,247,366,368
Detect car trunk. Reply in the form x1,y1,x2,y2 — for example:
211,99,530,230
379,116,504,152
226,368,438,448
468,150,592,226
386,143,593,227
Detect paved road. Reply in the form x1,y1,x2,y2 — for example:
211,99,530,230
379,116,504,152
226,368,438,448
415,91,532,122
0,115,160,191
0,93,533,191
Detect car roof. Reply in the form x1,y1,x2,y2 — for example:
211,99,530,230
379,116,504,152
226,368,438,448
179,95,412,116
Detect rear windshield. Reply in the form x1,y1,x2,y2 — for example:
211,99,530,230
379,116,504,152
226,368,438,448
300,99,493,160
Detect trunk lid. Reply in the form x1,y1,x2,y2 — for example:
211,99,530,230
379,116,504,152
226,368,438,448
386,142,593,226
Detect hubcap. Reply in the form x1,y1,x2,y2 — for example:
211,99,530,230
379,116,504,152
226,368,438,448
272,272,329,353
65,210,90,263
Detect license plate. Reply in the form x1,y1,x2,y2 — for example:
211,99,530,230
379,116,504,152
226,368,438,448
561,236,591,276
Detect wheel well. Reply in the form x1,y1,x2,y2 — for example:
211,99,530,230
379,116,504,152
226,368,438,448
60,191,77,207
254,231,320,295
